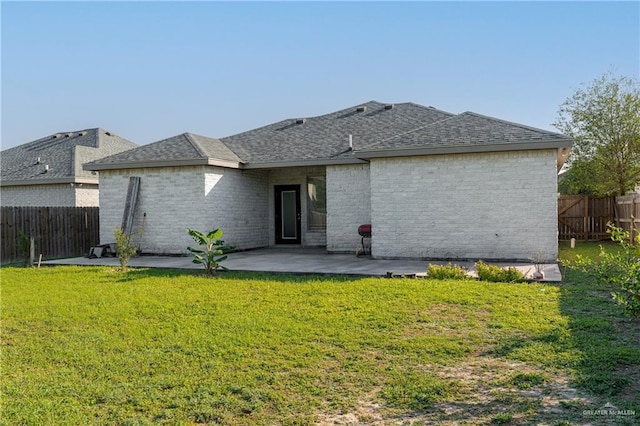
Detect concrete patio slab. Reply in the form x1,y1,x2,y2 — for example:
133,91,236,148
42,248,562,281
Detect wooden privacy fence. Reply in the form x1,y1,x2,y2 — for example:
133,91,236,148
558,194,639,241
616,194,640,241
1,207,99,264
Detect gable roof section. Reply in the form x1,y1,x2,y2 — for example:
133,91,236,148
355,111,572,158
85,133,242,170
0,129,138,186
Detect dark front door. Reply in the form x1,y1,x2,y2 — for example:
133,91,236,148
275,185,301,244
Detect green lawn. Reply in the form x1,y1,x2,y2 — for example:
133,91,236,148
1,244,639,425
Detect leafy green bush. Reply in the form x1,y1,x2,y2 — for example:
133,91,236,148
572,224,640,317
187,228,233,276
476,261,526,283
427,263,470,280
114,228,138,272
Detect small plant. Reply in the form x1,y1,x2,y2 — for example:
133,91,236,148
572,223,640,317
476,261,526,283
114,228,138,272
491,412,514,424
529,250,550,280
187,228,233,276
16,229,33,267
509,372,545,390
427,263,470,280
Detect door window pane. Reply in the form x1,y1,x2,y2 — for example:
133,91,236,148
282,190,297,239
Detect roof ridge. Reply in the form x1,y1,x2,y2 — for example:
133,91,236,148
287,100,386,121
183,133,209,158
377,111,462,144
462,111,568,137
405,102,455,116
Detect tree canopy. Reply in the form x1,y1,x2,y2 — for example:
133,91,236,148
555,72,640,196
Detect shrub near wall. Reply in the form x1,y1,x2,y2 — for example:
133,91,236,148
476,261,527,283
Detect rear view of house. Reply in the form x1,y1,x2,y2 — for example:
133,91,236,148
0,129,137,207
85,101,572,262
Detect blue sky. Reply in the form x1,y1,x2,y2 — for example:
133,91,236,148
2,1,638,149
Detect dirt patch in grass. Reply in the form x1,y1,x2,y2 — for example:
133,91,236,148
317,357,595,425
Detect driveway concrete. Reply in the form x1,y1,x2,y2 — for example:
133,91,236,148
42,247,562,281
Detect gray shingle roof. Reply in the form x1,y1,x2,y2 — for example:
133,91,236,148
364,111,571,151
0,128,138,184
83,101,572,171
86,133,241,167
219,101,454,163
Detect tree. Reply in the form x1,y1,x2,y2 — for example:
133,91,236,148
554,72,640,196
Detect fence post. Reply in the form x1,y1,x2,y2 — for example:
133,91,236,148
29,237,35,267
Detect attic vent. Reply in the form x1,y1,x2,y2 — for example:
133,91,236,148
79,131,88,136
384,104,394,110
66,133,73,138
356,106,367,112
295,118,306,125
53,134,61,139
428,106,435,109
105,131,114,136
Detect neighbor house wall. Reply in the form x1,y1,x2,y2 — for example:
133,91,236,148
326,164,371,253
369,150,558,261
268,166,326,247
0,184,98,207
99,166,268,254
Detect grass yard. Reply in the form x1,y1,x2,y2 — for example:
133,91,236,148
1,243,639,425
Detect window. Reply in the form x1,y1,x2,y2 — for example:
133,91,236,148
307,176,326,230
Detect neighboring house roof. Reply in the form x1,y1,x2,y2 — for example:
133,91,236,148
0,128,138,186
84,101,573,171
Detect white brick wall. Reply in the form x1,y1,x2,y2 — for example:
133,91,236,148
268,166,326,247
99,166,268,254
203,169,269,250
0,184,98,207
369,150,559,261
326,164,371,253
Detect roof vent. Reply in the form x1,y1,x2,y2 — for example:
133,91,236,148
105,131,113,136
428,106,435,109
356,106,367,112
53,134,61,139
79,131,88,136
65,133,73,138
295,118,306,125
42,165,49,174
35,157,41,165
384,104,394,110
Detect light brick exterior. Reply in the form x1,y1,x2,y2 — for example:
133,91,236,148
97,149,558,260
326,164,371,253
99,166,269,254
369,150,559,261
0,184,99,207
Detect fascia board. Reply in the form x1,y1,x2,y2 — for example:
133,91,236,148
83,158,242,171
354,139,573,159
242,157,368,169
0,177,99,187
